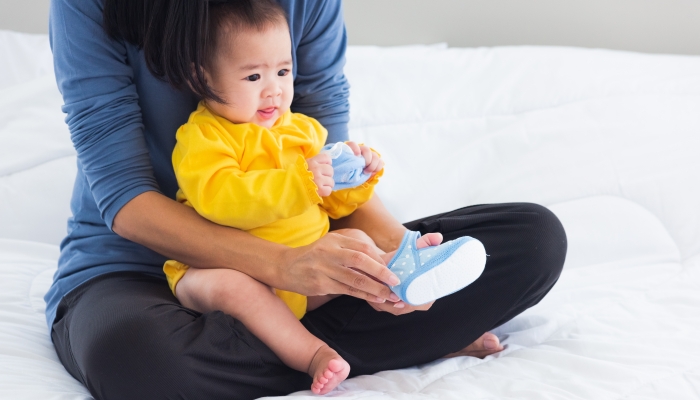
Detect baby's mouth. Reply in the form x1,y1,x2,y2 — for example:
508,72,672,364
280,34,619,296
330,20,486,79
257,107,277,119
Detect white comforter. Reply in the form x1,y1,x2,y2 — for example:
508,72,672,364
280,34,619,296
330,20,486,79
0,30,698,399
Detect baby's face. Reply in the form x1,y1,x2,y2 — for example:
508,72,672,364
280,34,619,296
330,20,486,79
205,24,293,128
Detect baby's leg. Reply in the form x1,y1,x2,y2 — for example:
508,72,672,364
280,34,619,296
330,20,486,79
176,268,349,394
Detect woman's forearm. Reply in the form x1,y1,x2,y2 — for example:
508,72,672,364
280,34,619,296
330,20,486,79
112,191,286,288
330,195,407,253
113,191,402,303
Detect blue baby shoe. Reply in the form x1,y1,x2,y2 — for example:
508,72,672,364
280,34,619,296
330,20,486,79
387,231,487,306
320,142,372,191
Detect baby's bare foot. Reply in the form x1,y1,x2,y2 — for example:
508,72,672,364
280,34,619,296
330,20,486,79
308,345,350,395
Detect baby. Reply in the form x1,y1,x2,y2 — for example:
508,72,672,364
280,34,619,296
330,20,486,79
164,0,487,395
163,1,383,394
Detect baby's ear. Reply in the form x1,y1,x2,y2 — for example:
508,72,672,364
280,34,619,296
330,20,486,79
192,63,211,84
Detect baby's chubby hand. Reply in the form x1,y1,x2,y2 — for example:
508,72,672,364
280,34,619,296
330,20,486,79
306,153,334,197
345,141,384,175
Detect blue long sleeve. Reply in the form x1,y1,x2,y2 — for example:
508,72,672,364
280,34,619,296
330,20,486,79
45,0,351,332
287,0,350,143
50,0,160,229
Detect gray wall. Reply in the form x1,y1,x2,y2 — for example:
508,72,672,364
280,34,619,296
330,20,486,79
0,0,50,35
2,0,699,55
343,0,700,55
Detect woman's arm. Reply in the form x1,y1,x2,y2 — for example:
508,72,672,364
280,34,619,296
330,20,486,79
113,192,399,302
51,0,158,229
291,0,350,143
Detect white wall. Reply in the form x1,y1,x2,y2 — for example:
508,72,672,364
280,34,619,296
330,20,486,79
1,0,699,55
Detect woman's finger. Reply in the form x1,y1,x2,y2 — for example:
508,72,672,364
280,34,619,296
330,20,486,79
328,258,399,302
367,301,401,315
327,280,388,304
367,299,434,315
332,234,402,287
367,300,414,315
326,232,385,265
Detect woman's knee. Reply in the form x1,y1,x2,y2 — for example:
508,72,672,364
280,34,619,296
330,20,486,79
74,301,199,399
516,202,568,284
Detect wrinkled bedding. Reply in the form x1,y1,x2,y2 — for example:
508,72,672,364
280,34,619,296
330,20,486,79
0,30,698,399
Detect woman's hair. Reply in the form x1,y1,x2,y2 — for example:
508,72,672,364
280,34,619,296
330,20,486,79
103,0,287,103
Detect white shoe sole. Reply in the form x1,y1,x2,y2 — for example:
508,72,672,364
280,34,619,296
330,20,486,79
404,239,486,305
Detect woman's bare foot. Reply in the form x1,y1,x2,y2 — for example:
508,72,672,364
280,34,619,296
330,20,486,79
309,345,350,395
443,332,504,359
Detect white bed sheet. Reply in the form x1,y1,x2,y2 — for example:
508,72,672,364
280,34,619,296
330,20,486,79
1,30,698,399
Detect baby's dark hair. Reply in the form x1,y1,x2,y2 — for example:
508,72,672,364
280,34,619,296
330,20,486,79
203,0,289,70
103,0,288,103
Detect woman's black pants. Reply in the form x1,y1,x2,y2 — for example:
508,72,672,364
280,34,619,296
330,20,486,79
50,202,567,400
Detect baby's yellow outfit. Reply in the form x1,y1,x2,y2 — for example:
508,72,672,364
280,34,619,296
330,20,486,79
164,102,381,319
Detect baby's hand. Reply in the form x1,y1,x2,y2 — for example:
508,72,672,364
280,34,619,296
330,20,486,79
306,153,334,197
345,141,384,175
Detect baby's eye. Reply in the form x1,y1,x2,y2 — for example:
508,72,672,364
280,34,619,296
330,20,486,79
245,74,261,82
278,69,290,76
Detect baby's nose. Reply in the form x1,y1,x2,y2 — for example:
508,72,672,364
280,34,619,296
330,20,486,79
263,82,282,97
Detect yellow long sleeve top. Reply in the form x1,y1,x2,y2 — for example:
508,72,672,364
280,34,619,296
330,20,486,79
168,102,381,318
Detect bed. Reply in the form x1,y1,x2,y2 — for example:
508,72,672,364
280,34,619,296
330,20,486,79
1,29,699,399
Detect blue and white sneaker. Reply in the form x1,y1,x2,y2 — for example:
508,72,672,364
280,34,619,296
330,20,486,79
387,230,486,305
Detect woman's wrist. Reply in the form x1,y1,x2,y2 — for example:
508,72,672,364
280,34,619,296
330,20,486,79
330,195,407,253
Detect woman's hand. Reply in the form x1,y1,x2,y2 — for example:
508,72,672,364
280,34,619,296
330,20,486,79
279,231,402,303
367,300,434,315
366,231,443,315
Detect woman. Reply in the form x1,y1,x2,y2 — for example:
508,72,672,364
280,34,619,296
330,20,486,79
46,0,567,399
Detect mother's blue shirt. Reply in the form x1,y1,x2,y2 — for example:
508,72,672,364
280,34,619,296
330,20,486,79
45,0,350,331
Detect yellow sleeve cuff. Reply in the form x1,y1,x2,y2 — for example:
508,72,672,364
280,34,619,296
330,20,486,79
292,155,323,206
322,166,384,220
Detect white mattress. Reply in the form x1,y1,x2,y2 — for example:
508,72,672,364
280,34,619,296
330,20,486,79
1,30,699,399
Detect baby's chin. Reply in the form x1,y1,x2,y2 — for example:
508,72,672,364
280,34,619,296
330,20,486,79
255,118,276,129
